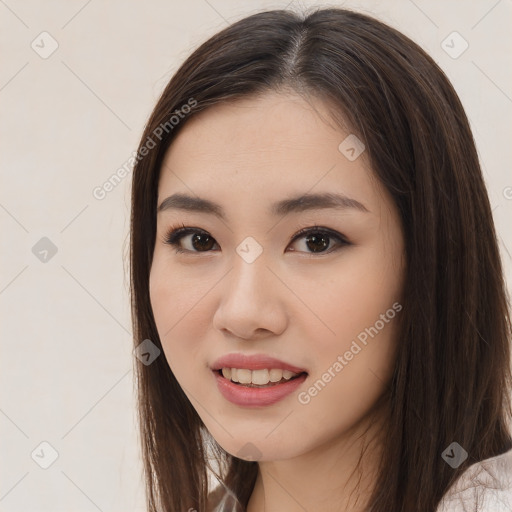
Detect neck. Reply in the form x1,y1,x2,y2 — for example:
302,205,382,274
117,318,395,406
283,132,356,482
246,407,387,512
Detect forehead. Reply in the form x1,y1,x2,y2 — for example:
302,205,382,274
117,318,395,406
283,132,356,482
157,92,386,219
163,92,346,166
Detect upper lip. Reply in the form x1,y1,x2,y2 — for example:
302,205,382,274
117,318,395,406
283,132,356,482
211,353,308,374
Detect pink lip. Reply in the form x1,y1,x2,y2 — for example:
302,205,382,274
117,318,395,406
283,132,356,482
213,370,308,407
211,353,307,373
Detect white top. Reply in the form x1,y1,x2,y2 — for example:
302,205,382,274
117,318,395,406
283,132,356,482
436,447,512,512
209,448,512,511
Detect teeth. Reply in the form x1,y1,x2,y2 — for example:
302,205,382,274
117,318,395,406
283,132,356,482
269,369,282,382
220,368,301,385
252,369,269,385
237,369,252,384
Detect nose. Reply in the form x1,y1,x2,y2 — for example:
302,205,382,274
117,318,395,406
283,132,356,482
212,250,288,340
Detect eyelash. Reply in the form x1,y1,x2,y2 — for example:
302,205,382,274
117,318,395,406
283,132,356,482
163,223,351,256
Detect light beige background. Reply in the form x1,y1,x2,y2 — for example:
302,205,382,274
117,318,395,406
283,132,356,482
1,0,511,510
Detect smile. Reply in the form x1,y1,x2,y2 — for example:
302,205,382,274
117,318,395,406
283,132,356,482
212,369,308,407
219,367,303,386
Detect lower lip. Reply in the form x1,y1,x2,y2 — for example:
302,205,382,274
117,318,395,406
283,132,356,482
212,370,307,407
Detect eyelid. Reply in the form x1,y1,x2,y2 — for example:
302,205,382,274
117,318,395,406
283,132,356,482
290,225,349,245
163,224,350,255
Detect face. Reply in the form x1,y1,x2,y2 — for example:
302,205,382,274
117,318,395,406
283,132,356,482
149,91,405,462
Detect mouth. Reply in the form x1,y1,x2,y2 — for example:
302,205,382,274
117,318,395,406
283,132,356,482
213,368,309,388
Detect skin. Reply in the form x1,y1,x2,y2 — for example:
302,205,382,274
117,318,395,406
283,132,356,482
149,91,405,512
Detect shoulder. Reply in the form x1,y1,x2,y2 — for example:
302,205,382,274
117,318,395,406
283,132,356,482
436,447,512,512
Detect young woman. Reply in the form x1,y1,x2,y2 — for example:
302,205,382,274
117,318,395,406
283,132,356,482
129,7,512,512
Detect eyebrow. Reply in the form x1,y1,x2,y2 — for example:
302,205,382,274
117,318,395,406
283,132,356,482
157,192,370,219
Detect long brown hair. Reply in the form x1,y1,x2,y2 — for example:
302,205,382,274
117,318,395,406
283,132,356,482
129,7,512,511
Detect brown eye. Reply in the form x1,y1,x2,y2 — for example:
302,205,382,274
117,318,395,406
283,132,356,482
288,227,350,254
164,225,350,255
189,232,216,251
165,227,219,254
303,232,329,253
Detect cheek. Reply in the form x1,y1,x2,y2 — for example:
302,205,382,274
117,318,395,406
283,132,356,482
300,243,403,350
149,247,214,333
148,256,209,376
296,245,402,416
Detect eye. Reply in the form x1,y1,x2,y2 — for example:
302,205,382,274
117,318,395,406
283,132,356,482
163,223,350,255
164,224,219,254
288,226,350,254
